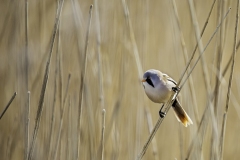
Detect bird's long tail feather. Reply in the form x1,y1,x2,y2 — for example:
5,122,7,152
172,99,193,127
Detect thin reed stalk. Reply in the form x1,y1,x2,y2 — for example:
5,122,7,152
24,2,29,158
136,96,176,160
144,107,160,160
180,8,231,88
210,0,227,159
121,0,143,78
219,1,239,159
100,109,106,160
53,74,71,160
213,0,227,116
188,0,219,158
0,92,17,120
186,30,238,160
222,40,240,76
84,85,97,159
121,0,160,158
25,91,30,160
25,0,29,90
104,55,124,144
178,123,184,160
94,0,104,110
208,42,240,101
172,0,214,158
27,0,65,159
121,0,144,155
47,22,60,160
67,97,72,160
77,5,93,160
177,0,217,86
185,100,211,159
105,101,120,142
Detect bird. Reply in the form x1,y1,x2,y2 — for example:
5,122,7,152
141,69,193,127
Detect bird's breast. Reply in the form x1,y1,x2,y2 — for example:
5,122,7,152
144,83,171,103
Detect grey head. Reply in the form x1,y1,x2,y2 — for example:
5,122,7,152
142,69,161,88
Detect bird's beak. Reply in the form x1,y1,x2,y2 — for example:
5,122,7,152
141,79,146,82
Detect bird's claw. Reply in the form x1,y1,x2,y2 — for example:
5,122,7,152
159,104,166,118
159,110,166,118
172,86,180,93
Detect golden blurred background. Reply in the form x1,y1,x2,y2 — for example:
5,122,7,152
0,0,240,159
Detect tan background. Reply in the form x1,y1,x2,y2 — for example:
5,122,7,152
0,0,240,159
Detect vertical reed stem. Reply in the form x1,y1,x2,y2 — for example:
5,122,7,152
77,5,93,160
219,1,239,159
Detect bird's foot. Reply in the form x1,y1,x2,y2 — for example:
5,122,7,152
172,86,180,93
159,104,166,118
159,111,166,118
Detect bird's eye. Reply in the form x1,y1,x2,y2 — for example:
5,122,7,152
146,77,154,88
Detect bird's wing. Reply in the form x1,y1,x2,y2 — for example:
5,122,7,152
162,73,177,86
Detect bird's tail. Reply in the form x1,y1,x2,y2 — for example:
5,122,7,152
172,99,193,127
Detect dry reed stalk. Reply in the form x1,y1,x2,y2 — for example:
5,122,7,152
70,0,86,92
121,0,143,78
185,101,210,159
180,7,231,88
177,0,217,86
56,15,64,159
187,64,240,159
208,41,240,102
136,95,177,160
27,0,65,159
0,92,17,119
236,75,240,96
104,52,125,144
186,3,231,159
25,0,29,90
178,123,184,160
144,107,160,160
100,109,106,160
188,0,220,158
186,28,238,160
53,74,71,160
210,1,228,159
214,0,227,117
25,91,30,160
136,6,230,160
93,3,107,157
172,1,216,158
105,101,120,142
24,2,29,158
222,40,240,76
143,0,149,70
219,1,239,159
121,3,145,151
121,0,160,158
58,37,63,113
212,69,240,119
187,0,214,92
0,2,11,44
84,85,97,159
47,24,60,160
71,0,85,43
94,0,104,110
67,97,72,160
77,5,93,160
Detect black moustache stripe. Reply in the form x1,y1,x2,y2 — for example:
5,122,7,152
146,78,154,88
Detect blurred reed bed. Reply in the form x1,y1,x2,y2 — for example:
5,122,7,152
0,0,240,160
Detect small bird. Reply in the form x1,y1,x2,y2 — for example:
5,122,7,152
142,69,193,127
